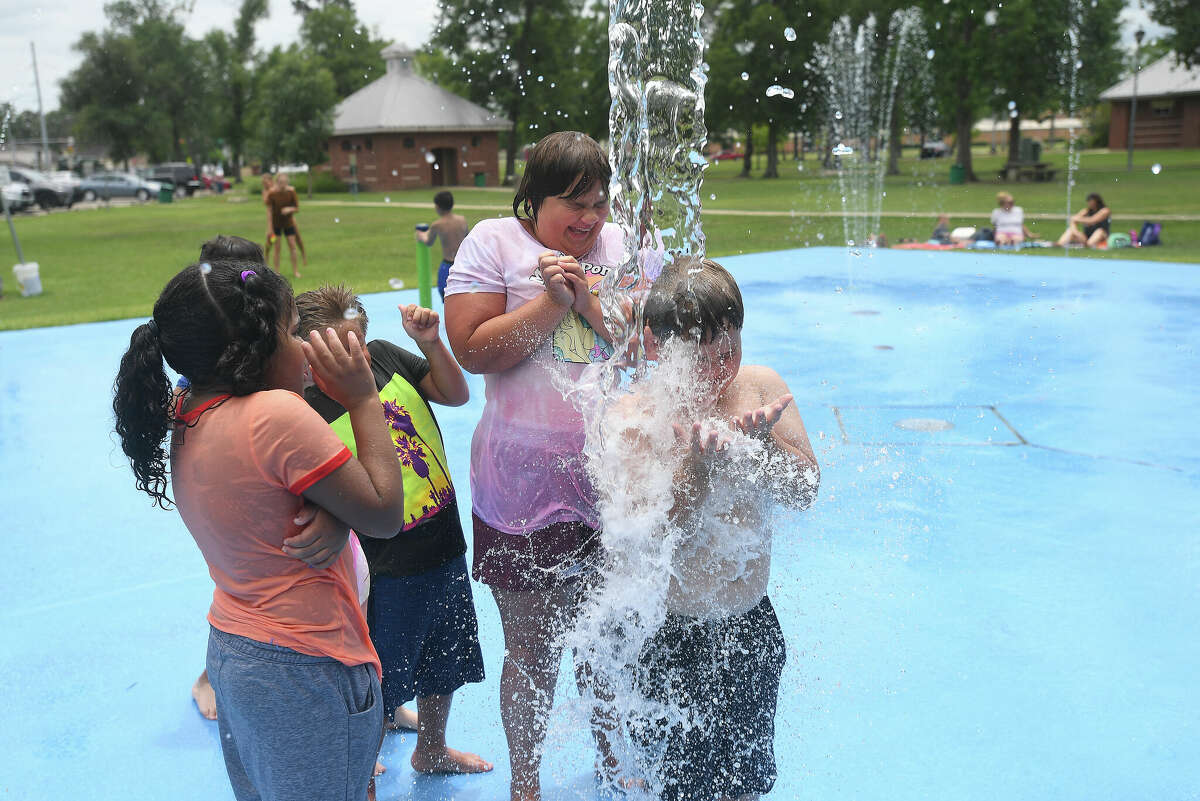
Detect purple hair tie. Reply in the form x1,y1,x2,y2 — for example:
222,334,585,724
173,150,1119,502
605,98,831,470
240,270,257,283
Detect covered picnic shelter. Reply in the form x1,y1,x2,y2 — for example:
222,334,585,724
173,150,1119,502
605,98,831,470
327,44,512,190
1101,54,1200,150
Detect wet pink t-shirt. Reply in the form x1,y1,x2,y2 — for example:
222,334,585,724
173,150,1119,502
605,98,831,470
445,216,624,534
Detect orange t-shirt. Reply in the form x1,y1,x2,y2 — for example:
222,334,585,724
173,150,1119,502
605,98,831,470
171,390,379,677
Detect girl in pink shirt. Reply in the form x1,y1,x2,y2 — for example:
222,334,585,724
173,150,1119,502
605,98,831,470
444,131,629,800
113,259,407,801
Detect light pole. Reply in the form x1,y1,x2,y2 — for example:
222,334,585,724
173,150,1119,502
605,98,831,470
1127,27,1145,172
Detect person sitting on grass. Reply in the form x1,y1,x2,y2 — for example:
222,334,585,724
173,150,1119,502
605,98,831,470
991,192,1035,246
1056,193,1111,248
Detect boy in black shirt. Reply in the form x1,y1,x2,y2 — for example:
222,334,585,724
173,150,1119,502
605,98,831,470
297,284,491,775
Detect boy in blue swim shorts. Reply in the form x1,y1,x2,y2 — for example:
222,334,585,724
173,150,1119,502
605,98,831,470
415,190,469,301
298,284,492,774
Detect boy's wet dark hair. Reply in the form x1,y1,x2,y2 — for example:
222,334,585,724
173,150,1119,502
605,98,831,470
112,260,294,507
434,190,454,212
643,256,744,344
200,234,265,264
513,131,611,225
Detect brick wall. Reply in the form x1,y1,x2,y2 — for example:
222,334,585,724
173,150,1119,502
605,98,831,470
327,131,501,190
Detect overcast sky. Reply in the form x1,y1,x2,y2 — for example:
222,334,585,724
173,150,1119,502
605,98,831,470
2,0,439,113
1,0,1171,115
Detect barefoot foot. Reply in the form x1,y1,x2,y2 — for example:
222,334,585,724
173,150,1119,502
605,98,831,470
192,671,217,720
386,705,419,731
411,745,493,774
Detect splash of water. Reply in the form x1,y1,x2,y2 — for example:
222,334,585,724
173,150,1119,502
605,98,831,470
816,10,927,259
1063,0,1082,250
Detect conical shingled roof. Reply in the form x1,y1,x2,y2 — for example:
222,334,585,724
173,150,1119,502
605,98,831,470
333,44,512,135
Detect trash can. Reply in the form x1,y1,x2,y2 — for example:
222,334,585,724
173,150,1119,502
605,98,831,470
474,172,486,187
948,163,966,185
158,185,173,203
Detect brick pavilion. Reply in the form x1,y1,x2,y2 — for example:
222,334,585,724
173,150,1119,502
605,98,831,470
327,44,512,190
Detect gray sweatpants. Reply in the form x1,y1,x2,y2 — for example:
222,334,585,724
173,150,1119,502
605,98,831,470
206,626,383,801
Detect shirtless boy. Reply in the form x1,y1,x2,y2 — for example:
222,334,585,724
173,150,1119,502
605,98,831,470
416,190,469,300
634,255,820,801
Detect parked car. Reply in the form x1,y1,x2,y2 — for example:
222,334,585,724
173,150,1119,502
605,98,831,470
709,150,745,161
8,166,75,209
149,163,204,197
920,140,950,159
2,182,35,213
201,173,232,191
78,172,161,202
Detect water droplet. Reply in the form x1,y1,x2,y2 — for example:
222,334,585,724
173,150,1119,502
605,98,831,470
1007,100,1017,110
388,278,405,289
424,152,436,164
537,75,544,82
831,143,854,156
1151,163,1162,175
834,110,843,120
816,232,824,240
783,27,797,42
391,169,398,176
384,196,391,203
1009,110,1018,118
740,72,749,81
926,49,935,60
796,163,804,172
334,217,340,223
765,84,794,99
343,307,360,320
199,262,212,275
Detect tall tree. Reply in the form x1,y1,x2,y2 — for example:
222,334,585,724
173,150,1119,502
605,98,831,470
423,0,595,183
61,0,211,165
250,48,337,193
205,0,268,181
1147,0,1200,68
708,0,828,178
299,2,387,99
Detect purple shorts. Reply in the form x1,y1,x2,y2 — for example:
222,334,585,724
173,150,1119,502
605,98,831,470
471,515,601,592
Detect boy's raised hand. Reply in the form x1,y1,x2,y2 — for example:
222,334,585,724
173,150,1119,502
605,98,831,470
400,303,441,344
302,327,376,409
729,393,794,439
673,420,732,460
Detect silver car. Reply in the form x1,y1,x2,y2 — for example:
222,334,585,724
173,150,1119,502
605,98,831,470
77,172,161,202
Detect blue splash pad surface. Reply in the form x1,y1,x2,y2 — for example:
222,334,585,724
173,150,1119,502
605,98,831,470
1,247,1197,800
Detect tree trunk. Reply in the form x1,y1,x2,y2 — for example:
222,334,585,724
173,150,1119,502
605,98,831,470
503,0,538,186
955,108,976,181
1006,112,1021,165
763,121,779,178
739,126,753,178
887,99,903,176
792,130,799,161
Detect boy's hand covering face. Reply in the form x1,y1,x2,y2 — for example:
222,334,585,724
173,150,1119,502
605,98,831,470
302,327,376,408
730,393,794,440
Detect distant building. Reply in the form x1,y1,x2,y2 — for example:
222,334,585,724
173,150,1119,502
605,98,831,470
971,116,1086,146
327,44,512,190
1100,54,1200,150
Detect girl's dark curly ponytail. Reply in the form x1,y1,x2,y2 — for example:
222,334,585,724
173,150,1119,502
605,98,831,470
112,259,293,507
113,320,174,508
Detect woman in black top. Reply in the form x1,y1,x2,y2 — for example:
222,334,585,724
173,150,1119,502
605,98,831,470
1056,192,1112,248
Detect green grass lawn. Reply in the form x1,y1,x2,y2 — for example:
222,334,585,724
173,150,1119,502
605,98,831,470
2,146,1197,331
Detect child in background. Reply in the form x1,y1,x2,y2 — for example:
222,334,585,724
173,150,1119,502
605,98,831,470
297,284,492,774
415,190,469,301
931,214,952,244
114,260,409,801
634,256,820,801
268,172,306,277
